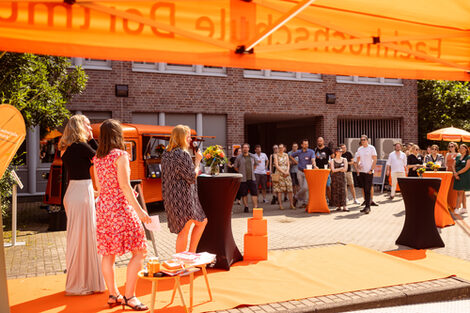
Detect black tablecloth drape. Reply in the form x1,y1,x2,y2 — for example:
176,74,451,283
197,173,243,270
395,177,445,249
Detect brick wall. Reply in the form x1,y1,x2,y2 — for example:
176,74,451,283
68,62,418,148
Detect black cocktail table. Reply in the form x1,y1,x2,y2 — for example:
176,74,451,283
197,173,243,270
396,177,445,249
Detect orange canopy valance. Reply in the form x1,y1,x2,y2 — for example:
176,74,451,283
0,0,469,81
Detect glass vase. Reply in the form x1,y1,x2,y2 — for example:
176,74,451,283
210,164,220,176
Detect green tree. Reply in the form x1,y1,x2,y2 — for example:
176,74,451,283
0,52,88,215
418,80,470,147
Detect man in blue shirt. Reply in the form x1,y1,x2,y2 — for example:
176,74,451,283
290,139,317,207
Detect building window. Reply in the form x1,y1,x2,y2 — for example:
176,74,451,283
243,69,322,82
80,111,112,124
71,58,112,70
336,76,403,86
337,118,401,147
132,62,227,77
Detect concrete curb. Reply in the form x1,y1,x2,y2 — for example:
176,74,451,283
231,277,470,313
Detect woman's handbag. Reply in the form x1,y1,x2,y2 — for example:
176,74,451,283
271,172,281,182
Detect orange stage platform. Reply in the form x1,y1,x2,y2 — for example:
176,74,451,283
9,244,466,313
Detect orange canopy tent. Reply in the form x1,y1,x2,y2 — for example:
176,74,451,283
0,0,469,81
427,126,470,142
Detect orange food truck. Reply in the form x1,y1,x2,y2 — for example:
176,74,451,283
43,123,207,212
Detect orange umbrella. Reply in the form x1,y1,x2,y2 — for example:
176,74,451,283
42,129,62,141
0,0,469,81
427,126,470,142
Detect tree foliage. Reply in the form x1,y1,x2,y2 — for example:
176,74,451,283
418,80,470,147
0,52,88,215
0,52,88,133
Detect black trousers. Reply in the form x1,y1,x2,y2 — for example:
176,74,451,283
359,173,373,207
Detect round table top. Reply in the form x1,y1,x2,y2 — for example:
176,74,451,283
198,173,243,179
137,268,200,281
397,177,442,181
137,270,177,281
304,168,330,171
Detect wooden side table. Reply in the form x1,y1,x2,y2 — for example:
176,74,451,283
138,263,213,313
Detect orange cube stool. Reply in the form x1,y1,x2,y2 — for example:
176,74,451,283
243,234,268,260
244,208,268,261
247,218,267,236
253,208,263,219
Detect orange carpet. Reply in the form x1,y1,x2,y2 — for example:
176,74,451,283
386,249,470,282
9,244,454,313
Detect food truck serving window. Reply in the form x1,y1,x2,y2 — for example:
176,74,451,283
124,141,136,161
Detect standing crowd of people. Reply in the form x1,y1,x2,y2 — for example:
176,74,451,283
228,135,382,213
229,136,470,215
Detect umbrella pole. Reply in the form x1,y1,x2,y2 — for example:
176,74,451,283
0,197,11,313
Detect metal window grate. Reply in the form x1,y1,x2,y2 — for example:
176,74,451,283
337,119,401,146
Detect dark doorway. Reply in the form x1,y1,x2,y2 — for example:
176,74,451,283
245,114,322,153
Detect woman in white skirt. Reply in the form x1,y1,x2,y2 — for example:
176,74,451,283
59,115,105,296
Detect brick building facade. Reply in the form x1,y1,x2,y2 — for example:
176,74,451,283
18,60,418,196
68,61,418,150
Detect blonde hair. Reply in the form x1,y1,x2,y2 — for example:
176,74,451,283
412,144,420,153
58,114,89,151
167,125,191,152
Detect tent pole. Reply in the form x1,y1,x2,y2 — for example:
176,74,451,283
0,198,11,313
243,0,316,52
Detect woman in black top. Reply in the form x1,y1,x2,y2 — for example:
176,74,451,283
407,144,424,177
58,115,105,297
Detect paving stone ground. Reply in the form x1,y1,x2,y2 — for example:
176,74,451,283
3,189,470,312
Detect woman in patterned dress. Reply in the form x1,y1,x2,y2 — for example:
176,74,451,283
330,147,348,211
93,119,151,311
273,144,295,210
161,125,207,253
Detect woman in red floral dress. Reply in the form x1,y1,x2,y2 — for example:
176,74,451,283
93,119,151,311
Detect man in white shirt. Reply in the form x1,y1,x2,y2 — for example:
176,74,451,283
386,142,407,200
356,135,377,214
253,145,269,203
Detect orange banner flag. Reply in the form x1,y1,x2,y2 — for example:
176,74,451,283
0,104,26,179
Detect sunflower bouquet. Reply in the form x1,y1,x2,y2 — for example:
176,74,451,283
417,167,426,177
431,163,441,171
203,145,227,175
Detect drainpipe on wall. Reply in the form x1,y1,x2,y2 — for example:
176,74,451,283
158,112,165,145
27,126,39,194
196,113,204,150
